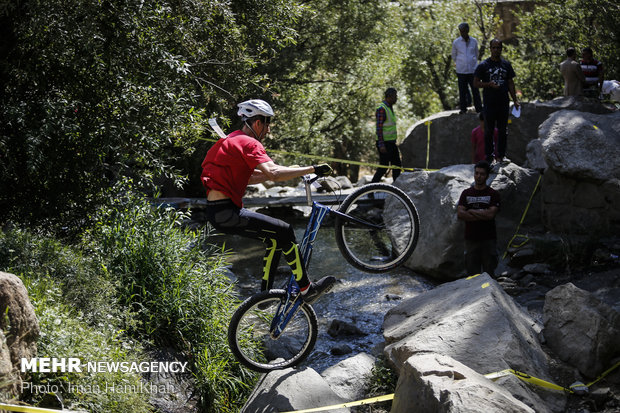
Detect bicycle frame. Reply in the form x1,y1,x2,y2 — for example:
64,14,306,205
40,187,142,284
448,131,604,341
269,176,384,338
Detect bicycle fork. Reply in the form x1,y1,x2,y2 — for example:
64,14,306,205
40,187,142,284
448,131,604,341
270,276,304,339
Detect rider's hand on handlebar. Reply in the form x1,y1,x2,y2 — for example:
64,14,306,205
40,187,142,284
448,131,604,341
313,164,333,177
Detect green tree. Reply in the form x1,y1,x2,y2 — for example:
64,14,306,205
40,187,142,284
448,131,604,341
0,0,302,230
256,0,412,179
399,0,499,117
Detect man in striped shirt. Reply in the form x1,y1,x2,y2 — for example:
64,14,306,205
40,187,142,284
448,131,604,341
371,88,402,183
580,47,604,97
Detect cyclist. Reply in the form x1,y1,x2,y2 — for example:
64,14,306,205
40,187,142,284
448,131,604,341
201,99,336,304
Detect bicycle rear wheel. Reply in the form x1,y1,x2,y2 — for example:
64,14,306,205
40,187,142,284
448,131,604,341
334,183,419,272
228,290,318,372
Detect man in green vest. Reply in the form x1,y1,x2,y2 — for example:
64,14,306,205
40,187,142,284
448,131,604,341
371,87,402,183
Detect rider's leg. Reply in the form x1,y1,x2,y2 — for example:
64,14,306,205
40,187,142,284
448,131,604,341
261,239,281,291
206,200,311,289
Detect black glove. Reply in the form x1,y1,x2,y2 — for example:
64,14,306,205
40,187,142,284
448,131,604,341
313,163,333,177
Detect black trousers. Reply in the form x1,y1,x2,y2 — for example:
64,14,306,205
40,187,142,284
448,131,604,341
206,199,310,291
372,140,402,183
483,104,509,160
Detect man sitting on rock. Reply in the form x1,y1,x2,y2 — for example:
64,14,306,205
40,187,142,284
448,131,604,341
457,161,500,277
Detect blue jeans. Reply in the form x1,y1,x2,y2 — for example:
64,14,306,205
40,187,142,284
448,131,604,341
457,73,482,112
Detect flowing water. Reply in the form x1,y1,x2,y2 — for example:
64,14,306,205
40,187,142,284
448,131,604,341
207,216,437,373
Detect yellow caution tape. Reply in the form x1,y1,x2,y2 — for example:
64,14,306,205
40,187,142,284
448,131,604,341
486,369,570,392
200,136,430,173
0,404,77,413
283,361,620,413
281,393,394,413
502,174,542,259
425,120,432,170
584,360,620,388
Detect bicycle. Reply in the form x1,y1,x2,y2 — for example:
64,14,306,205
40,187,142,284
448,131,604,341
227,175,420,372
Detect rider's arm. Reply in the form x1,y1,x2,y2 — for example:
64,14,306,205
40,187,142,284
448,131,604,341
251,161,315,183
457,205,498,221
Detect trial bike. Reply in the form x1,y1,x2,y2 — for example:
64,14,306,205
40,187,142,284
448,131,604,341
227,175,420,372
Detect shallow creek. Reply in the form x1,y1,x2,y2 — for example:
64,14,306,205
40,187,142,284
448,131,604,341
207,219,437,373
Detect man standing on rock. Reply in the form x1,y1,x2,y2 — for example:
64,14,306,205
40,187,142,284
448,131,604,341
371,88,402,183
559,47,585,96
457,161,500,277
474,38,519,165
452,22,482,114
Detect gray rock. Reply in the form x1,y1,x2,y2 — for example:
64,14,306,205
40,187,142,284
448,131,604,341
320,353,375,401
543,283,620,379
327,320,366,338
522,263,552,274
383,273,565,412
391,353,535,413
241,367,349,413
538,110,620,181
400,98,613,170
0,271,40,398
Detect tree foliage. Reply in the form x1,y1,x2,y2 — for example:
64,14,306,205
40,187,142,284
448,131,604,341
0,0,301,229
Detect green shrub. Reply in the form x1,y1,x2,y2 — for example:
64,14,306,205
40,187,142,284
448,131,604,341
86,191,257,412
0,229,149,412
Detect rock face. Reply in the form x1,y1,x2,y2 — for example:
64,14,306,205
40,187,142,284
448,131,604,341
391,353,535,413
383,273,565,412
241,367,349,413
320,353,375,401
543,283,620,379
393,163,541,280
0,271,40,397
534,110,620,235
400,97,613,170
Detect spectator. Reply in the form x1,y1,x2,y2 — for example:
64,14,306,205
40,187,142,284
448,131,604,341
473,38,519,165
451,22,482,114
559,47,585,96
471,112,498,163
580,47,604,97
457,161,500,277
371,88,402,183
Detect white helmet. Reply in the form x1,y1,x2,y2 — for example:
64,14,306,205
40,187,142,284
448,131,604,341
237,99,274,120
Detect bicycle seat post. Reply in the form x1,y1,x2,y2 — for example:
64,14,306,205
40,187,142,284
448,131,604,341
304,175,313,206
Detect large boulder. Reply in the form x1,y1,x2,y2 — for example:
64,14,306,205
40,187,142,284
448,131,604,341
400,97,613,170
391,353,535,413
543,283,620,379
241,367,349,413
393,163,541,280
0,272,40,397
383,273,566,412
533,110,620,235
320,353,375,401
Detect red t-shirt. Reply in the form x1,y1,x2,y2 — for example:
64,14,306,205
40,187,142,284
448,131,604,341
201,130,272,207
471,125,499,163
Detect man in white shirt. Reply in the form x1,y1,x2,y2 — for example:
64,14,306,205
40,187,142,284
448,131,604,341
451,22,482,114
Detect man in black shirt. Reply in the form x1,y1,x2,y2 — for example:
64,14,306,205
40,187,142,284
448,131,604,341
457,161,500,277
474,39,519,165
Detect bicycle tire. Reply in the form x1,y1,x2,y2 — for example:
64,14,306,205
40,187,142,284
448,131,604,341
334,183,419,272
228,290,318,372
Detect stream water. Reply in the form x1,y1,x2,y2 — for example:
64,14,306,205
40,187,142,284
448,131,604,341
207,216,437,373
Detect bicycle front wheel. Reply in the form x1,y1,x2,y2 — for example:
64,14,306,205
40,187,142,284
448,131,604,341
334,183,419,272
228,290,318,373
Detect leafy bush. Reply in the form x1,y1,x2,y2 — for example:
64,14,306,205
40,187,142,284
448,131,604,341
0,229,149,412
86,191,257,412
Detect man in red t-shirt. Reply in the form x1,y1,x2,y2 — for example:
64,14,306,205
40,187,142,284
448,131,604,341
457,161,500,277
201,99,335,303
471,112,498,163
